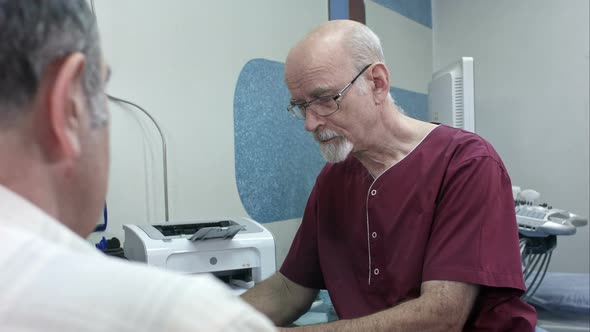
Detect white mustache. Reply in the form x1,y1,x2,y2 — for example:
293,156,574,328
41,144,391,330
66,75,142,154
314,129,340,142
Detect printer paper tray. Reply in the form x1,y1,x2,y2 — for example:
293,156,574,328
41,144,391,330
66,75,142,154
188,225,245,241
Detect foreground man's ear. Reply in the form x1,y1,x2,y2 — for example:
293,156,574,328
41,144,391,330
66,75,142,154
37,52,88,164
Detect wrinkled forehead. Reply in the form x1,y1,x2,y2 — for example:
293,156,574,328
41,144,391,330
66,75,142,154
285,41,351,100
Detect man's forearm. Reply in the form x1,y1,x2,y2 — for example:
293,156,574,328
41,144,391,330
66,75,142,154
284,281,478,332
284,298,460,332
242,273,317,326
241,279,295,326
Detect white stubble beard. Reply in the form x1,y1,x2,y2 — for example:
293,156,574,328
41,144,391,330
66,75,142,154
314,129,353,163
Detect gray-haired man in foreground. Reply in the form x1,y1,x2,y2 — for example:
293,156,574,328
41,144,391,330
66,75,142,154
0,1,274,330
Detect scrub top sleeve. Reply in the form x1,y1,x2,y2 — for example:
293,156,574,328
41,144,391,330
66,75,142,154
280,182,325,289
423,155,526,291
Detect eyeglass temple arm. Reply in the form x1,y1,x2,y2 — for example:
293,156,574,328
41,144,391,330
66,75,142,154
335,64,372,100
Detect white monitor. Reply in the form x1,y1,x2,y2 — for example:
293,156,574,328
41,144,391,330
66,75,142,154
428,57,475,132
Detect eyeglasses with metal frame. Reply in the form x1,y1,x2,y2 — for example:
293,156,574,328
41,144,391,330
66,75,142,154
287,64,372,120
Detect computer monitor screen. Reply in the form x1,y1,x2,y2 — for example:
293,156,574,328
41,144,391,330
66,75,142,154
428,57,475,132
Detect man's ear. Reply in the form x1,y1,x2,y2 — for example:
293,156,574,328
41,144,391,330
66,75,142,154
37,52,87,163
368,63,391,105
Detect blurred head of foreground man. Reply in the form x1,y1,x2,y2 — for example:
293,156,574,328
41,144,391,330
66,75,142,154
241,19,537,332
0,1,274,331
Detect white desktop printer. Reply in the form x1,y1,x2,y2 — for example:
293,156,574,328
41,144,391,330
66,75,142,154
123,218,276,294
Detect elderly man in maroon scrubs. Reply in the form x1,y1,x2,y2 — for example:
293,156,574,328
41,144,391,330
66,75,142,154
242,20,537,331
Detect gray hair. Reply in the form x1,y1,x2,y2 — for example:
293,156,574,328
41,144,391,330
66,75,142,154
343,23,402,112
0,0,105,127
345,24,385,72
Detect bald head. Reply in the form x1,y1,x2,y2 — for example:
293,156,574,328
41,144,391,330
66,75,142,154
287,20,385,74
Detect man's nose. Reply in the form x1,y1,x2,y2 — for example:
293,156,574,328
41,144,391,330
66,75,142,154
304,111,323,132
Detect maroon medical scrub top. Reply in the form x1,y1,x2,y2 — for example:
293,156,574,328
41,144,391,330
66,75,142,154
281,125,537,331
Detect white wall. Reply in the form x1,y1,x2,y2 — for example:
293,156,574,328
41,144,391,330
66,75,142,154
366,1,432,93
87,0,327,263
433,0,589,272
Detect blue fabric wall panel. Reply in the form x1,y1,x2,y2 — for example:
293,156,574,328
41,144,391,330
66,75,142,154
234,59,325,223
329,0,349,20
390,86,428,121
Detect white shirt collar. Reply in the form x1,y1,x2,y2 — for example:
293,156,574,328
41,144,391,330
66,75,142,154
0,184,99,254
